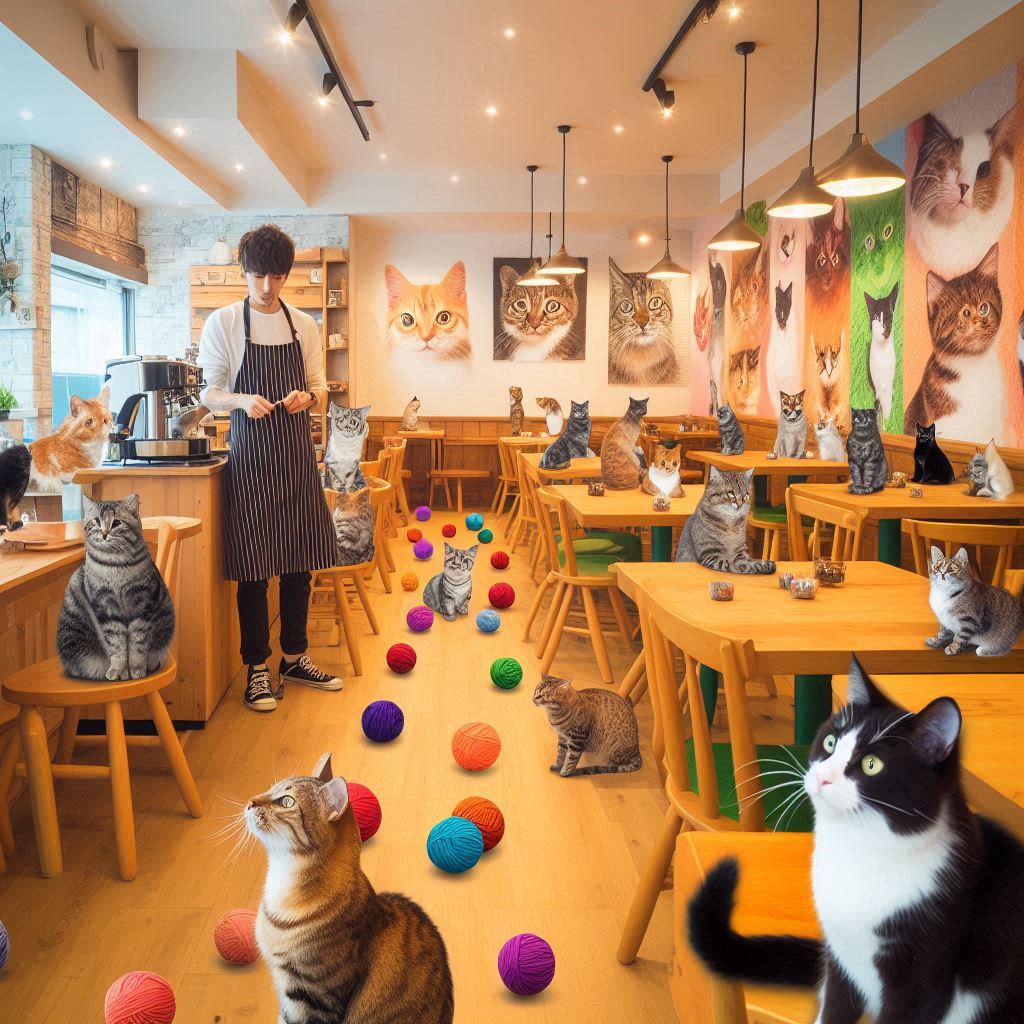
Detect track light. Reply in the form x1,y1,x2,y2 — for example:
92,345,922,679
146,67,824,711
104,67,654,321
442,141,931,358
701,0,721,24
651,77,675,117
285,3,306,33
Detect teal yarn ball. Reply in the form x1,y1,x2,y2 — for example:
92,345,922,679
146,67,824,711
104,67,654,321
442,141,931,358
427,816,484,873
490,657,523,690
476,609,501,633
465,512,484,531
477,528,494,544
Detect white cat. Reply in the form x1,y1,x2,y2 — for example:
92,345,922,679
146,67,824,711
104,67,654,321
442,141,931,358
865,283,899,425
814,417,846,462
978,439,1015,500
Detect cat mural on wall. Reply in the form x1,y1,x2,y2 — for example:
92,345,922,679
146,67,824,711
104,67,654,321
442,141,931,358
606,259,678,385
384,262,470,362
765,218,805,415
726,242,769,415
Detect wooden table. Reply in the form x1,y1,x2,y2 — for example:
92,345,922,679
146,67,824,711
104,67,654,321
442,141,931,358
521,450,601,482
687,448,849,506
650,429,720,443
499,435,548,448
789,482,1024,566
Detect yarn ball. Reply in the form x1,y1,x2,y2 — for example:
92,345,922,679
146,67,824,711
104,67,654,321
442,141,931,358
347,781,382,842
465,512,485,531
498,934,556,996
453,796,505,851
476,609,501,633
401,572,419,592
413,538,434,560
489,657,523,690
452,721,501,771
104,971,176,1024
490,551,510,570
362,700,405,743
406,527,423,543
426,816,484,874
414,505,432,522
488,583,515,609
214,908,258,966
442,523,457,538
407,605,434,633
386,643,417,674
0,919,7,971
477,528,494,544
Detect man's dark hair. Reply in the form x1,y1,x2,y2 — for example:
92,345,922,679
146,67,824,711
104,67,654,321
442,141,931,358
238,224,295,276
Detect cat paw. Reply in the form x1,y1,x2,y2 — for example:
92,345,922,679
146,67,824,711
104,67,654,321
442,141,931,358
443,613,456,622
944,643,962,656
924,635,946,649
975,646,1005,658
559,766,576,778
105,668,120,681
754,560,776,574
549,764,563,772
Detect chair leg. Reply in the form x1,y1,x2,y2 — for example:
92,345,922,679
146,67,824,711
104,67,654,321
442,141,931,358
145,691,203,818
351,573,380,635
617,650,647,701
56,706,81,764
381,533,396,572
490,480,504,515
617,807,683,964
540,584,574,675
19,706,62,878
522,575,553,641
582,588,614,685
535,580,567,657
334,577,362,676
377,557,393,594
0,730,19,856
105,701,137,881
608,586,633,640
456,479,464,513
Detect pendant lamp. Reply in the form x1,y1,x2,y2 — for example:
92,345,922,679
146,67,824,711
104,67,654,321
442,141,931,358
708,42,762,252
518,165,558,286
540,125,586,275
767,0,833,219
818,0,905,197
647,155,690,279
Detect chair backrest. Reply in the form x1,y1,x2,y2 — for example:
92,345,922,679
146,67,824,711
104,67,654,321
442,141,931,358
141,516,199,596
903,519,1024,588
517,452,541,528
359,458,383,479
535,485,582,576
323,482,391,567
785,488,868,561
496,439,517,482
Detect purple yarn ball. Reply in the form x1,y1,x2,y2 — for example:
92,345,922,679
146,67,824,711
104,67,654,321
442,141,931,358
361,700,405,743
413,538,434,560
498,933,555,996
406,605,434,633
414,505,432,522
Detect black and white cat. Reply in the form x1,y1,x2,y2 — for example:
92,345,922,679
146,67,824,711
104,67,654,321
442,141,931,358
865,282,899,427
688,657,1024,1023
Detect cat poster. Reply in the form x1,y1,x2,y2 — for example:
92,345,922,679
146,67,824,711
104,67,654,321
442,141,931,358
384,261,471,363
689,211,732,415
492,256,587,361
764,216,807,416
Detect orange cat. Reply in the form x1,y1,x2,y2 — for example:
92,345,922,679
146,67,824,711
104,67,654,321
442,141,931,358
29,388,112,493
384,261,470,361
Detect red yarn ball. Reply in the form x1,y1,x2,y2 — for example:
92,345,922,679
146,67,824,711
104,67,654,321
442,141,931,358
490,550,510,570
407,528,423,543
386,643,417,674
488,582,516,609
104,971,176,1024
214,908,258,966
453,796,505,851
347,781,383,842
441,523,457,538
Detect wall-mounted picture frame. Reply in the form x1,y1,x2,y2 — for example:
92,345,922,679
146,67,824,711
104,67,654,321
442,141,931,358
327,289,344,307
310,267,323,284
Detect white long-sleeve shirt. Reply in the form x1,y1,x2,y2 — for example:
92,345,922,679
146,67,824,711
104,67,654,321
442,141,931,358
197,300,326,404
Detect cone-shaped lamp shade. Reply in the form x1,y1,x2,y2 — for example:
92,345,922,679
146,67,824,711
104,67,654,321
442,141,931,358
518,258,559,287
818,133,905,197
767,165,834,219
541,243,586,275
708,209,762,252
647,245,690,279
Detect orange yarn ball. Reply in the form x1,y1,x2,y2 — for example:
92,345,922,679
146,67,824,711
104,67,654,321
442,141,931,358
451,722,501,772
401,573,419,591
104,971,176,1024
214,908,259,966
453,796,505,851
407,528,423,543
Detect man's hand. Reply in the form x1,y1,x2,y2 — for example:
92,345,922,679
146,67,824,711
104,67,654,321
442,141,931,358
281,389,314,414
238,393,276,419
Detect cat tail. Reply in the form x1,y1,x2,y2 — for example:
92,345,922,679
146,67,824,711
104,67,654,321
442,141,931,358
687,859,823,989
873,398,884,434
570,758,642,776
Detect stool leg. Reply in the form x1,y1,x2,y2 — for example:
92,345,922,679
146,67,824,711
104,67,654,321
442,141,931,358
535,580,566,658
145,692,203,818
581,588,614,685
333,577,362,676
20,705,62,878
56,706,81,764
105,701,137,881
540,584,574,675
0,731,19,856
351,573,380,635
617,650,647,701
456,479,463,513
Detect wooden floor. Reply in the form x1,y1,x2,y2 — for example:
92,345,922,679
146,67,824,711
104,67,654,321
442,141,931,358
0,507,795,1023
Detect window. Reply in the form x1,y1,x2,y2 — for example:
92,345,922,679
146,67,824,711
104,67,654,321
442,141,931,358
50,265,133,425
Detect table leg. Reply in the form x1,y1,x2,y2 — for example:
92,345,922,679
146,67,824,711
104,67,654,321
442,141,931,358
699,665,718,726
754,475,769,508
878,518,901,567
794,674,833,744
650,525,673,562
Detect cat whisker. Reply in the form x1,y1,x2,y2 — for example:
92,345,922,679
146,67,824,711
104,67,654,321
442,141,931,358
870,712,914,745
737,780,805,814
774,791,811,833
860,794,936,824
729,770,805,803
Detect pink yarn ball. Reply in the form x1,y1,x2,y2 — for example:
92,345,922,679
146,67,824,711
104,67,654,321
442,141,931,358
407,605,434,633
413,538,434,560
104,971,176,1024
214,908,258,966
488,583,516,609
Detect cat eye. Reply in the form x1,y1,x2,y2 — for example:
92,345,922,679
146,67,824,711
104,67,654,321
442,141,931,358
619,300,634,314
512,298,528,314
830,253,840,266
977,160,991,179
274,795,296,808
648,297,663,310
400,312,414,328
817,253,826,267
861,754,884,776
87,418,95,427
436,310,452,325
823,734,837,753
864,234,875,252
882,223,894,240
960,305,972,319
979,302,990,316
544,299,562,314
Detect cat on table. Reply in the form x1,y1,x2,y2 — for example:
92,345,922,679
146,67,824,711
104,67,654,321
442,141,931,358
600,396,649,490
28,387,112,494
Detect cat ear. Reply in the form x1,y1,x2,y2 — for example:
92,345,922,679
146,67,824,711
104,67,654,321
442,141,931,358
795,390,805,402
443,542,453,556
384,265,411,308
845,656,890,707
952,546,970,568
742,468,755,484
320,776,350,822
977,244,999,280
467,544,479,558
924,271,946,314
708,465,721,481
986,98,1022,155
97,385,110,408
121,493,140,516
909,698,961,766
499,265,520,291
440,261,467,301
783,281,792,299
69,395,83,416
888,281,899,305
608,259,629,287
357,405,371,417
82,495,99,519
929,544,944,567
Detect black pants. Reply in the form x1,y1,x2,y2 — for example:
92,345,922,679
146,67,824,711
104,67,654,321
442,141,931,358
236,572,311,665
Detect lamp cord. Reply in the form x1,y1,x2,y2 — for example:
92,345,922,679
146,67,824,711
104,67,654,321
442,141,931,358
560,130,567,244
547,212,553,260
740,49,748,211
664,160,670,243
855,0,863,135
809,0,820,166
529,170,535,261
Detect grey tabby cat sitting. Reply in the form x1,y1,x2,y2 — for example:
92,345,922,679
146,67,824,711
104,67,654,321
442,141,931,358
716,403,745,455
846,407,888,494
540,399,591,470
322,404,370,492
422,542,478,621
57,494,175,681
772,389,808,458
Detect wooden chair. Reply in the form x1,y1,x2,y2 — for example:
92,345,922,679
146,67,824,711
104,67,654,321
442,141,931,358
749,510,785,561
785,487,868,561
0,517,204,880
428,468,491,512
358,462,392,592
492,438,522,522
0,704,19,874
509,450,540,554
382,435,412,526
904,520,1024,591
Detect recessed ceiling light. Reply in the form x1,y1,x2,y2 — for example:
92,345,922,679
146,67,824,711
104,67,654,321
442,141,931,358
613,124,624,135
98,156,113,169
173,125,185,137
728,4,741,19
577,176,588,185
637,233,652,245
235,163,245,172
137,184,150,193
318,95,329,107
277,29,293,44
503,27,515,39
485,104,498,117
450,174,460,183
19,110,32,121
379,153,388,161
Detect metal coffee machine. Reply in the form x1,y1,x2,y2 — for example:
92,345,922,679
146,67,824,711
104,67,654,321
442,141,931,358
104,355,212,462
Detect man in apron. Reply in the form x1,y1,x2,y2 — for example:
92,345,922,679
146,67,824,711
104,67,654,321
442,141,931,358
198,224,340,711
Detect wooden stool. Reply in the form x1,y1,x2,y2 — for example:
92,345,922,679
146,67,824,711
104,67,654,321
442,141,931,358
0,704,20,874
428,468,490,511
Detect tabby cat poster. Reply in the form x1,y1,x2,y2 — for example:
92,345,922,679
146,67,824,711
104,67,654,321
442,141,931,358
492,257,588,361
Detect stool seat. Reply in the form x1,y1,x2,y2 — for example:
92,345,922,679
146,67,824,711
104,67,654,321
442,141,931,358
3,657,176,708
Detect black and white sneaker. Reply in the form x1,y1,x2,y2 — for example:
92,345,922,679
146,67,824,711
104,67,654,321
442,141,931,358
244,664,278,712
279,655,343,691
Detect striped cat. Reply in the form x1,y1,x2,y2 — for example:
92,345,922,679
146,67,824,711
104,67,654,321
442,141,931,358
773,389,808,458
540,399,591,470
56,494,174,681
246,770,454,1024
716,402,745,455
847,408,888,494
600,396,648,490
423,542,478,621
332,487,374,567
323,404,370,492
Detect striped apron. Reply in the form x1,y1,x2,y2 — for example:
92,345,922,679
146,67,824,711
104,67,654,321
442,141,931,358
223,298,336,582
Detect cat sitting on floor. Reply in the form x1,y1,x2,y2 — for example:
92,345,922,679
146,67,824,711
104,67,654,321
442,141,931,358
422,542,478,621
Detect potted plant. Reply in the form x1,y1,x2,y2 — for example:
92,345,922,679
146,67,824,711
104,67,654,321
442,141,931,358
0,382,17,421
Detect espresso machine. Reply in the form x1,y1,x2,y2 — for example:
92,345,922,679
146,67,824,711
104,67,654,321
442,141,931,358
104,355,213,463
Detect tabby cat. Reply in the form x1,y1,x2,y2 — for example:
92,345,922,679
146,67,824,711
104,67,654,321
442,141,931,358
247,769,454,1024
331,488,375,567
726,347,761,416
508,386,524,436
675,467,775,574
847,408,889,495
385,262,470,361
708,255,728,412
865,282,900,427
322,404,370,492
962,451,989,496
716,402,745,456
29,387,112,494
533,675,641,777
773,389,808,459
56,494,175,681
495,265,582,361
607,258,677,385
977,439,1014,500
727,245,768,414
540,399,591,470
813,416,846,463
0,443,31,533
536,396,563,437
641,442,685,498
422,542,478,622
688,656,1024,1023
903,244,1005,443
400,395,420,431
928,545,1023,657
912,422,955,484
600,396,648,490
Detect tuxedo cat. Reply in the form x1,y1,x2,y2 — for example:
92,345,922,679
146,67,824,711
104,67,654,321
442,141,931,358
865,282,899,428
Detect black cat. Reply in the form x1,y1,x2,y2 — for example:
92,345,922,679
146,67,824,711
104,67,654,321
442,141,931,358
0,444,31,533
912,422,955,484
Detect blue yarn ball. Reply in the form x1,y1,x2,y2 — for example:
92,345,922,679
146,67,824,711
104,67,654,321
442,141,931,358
476,609,501,633
465,512,484,531
0,919,7,971
427,816,484,873
361,700,405,743
414,505,432,522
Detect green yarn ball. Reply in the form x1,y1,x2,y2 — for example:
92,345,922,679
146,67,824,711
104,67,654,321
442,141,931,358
477,528,494,544
490,657,523,690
